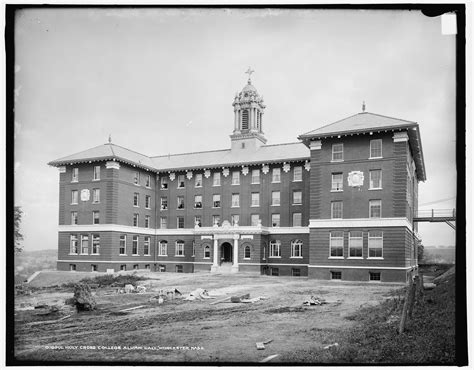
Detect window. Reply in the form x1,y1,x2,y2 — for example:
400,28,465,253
213,194,221,208
242,110,249,129
272,168,281,183
368,231,383,258
331,173,343,191
331,201,343,219
271,191,281,206
291,240,303,257
133,193,139,207
159,241,168,256
370,139,382,158
70,264,76,271
93,166,100,181
133,171,140,185
91,264,98,272
270,240,281,257
93,211,100,225
251,192,260,207
293,166,303,181
244,246,251,259
349,231,363,258
176,265,183,273
145,195,151,209
133,213,139,227
251,169,260,184
71,211,78,225
70,235,78,254
145,264,150,270
177,174,185,189
177,216,185,229
369,200,382,218
195,173,203,187
144,237,150,255
160,176,168,189
231,214,240,226
192,241,195,257
120,265,127,271
194,215,202,227
369,170,382,189
92,188,100,203
160,197,168,210
293,213,302,227
71,190,78,205
231,194,240,207
263,245,266,260
369,272,381,281
332,143,344,161
159,265,166,272
145,215,151,228
175,240,185,256
204,245,211,258
177,196,185,209
330,231,344,257
292,268,301,277
92,234,100,254
213,172,221,186
331,271,342,280
119,235,126,255
145,174,151,188
251,214,260,226
132,236,139,255
133,264,139,270
160,217,167,229
72,168,79,182
81,235,89,255
271,268,279,276
232,171,240,185
212,215,220,226
293,191,302,205
271,214,280,227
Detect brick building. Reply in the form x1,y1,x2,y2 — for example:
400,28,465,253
48,76,425,282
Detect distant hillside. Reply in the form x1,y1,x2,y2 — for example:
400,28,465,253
421,246,455,264
15,249,57,277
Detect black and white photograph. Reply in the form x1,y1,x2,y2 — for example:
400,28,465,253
7,4,467,365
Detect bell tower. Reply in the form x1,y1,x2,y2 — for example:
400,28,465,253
230,68,267,151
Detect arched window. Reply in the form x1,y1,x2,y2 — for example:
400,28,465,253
175,240,185,256
204,245,211,258
244,245,251,259
291,239,303,258
269,240,281,258
241,110,249,130
159,240,168,256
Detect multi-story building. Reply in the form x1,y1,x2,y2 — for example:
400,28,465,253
48,75,425,282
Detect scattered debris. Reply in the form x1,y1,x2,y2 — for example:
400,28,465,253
241,296,267,304
185,288,213,301
136,285,147,294
230,293,250,303
259,354,279,363
209,296,231,305
34,304,49,310
303,296,327,306
256,339,273,350
124,284,135,293
323,343,339,350
73,283,97,311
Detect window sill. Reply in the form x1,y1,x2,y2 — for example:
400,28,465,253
271,204,280,207
119,254,127,256
369,156,383,160
212,185,221,187
292,203,302,206
293,180,303,183
71,203,78,206
145,207,151,210
145,186,151,189
160,187,168,190
79,253,89,256
133,205,139,208
174,255,185,257
212,207,221,209
348,257,363,259
176,208,185,211
271,181,281,184
160,208,168,211
71,180,78,183
203,257,210,260
92,179,100,182
331,160,344,163
92,201,100,204
250,205,260,208
269,256,281,259
290,256,303,259
158,255,168,257
231,205,240,208
328,257,344,259
194,207,203,210
368,188,383,191
251,183,260,185
134,184,141,186
69,253,78,255
177,187,185,190
330,189,343,192
243,258,251,260
367,257,384,260
91,253,100,256
195,185,202,188
144,254,151,256
132,254,140,256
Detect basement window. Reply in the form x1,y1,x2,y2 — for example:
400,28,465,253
369,272,381,281
331,271,342,280
291,268,301,277
69,264,76,272
91,264,98,272
120,265,127,271
159,265,166,272
271,267,279,276
175,265,183,273
133,264,139,270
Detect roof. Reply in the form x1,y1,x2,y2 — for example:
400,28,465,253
151,142,309,171
48,142,309,172
299,112,417,139
298,111,426,181
48,143,156,171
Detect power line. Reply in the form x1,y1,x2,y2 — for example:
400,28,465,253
419,196,456,207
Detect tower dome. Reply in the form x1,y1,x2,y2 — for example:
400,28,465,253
231,68,267,151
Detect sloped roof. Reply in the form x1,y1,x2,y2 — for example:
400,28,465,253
48,143,156,171
151,142,309,171
299,112,417,139
48,142,309,172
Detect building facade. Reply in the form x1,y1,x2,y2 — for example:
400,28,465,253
49,76,426,282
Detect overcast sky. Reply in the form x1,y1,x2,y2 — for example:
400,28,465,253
14,7,457,252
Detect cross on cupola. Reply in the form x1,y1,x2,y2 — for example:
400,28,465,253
245,67,255,83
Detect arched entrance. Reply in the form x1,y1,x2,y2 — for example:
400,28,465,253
220,242,233,264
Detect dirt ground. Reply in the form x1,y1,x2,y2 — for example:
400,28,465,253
14,271,403,363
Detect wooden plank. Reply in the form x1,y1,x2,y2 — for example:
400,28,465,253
260,354,279,363
209,297,231,305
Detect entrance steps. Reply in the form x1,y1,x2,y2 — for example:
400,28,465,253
211,262,236,274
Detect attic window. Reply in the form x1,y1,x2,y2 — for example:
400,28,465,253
242,110,249,130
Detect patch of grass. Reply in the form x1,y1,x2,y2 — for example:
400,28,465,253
62,273,148,289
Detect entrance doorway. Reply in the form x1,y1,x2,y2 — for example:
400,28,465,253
220,242,233,264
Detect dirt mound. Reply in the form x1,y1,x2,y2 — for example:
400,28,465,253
433,266,455,284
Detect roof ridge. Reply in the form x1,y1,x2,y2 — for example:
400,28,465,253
261,141,304,148
106,143,151,158
300,112,362,136
361,111,417,124
151,147,230,159
51,143,113,163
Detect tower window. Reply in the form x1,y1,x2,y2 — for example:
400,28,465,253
242,110,249,130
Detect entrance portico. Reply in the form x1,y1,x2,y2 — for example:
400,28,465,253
211,233,240,273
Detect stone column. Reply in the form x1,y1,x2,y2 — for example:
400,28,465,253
231,235,239,273
211,237,219,272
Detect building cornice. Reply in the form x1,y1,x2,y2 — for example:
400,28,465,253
308,218,412,230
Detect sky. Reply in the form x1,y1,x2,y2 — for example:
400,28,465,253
13,7,458,252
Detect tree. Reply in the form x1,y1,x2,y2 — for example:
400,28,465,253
14,206,24,254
